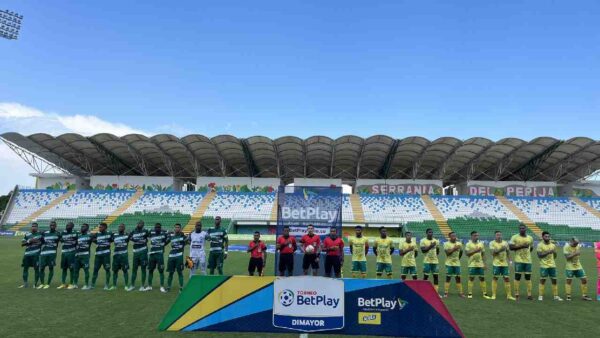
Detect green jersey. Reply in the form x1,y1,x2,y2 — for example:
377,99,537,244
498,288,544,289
130,228,150,254
60,230,78,254
113,232,130,256
168,232,187,258
76,232,93,256
94,231,113,256
149,230,169,254
207,227,228,253
40,230,61,256
22,232,43,256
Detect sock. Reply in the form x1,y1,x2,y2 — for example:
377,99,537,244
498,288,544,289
141,269,147,286
167,273,174,288
514,280,520,296
84,269,90,286
582,283,588,296
105,270,110,286
444,281,450,294
39,268,45,285
565,283,572,297
69,268,75,284
148,270,154,286
526,280,532,296
457,282,463,294
481,281,488,296
91,269,99,286
47,267,54,284
492,279,497,297
468,280,473,295
113,271,118,287
504,283,512,297
178,272,184,287
218,267,223,275
552,284,558,297
34,267,40,285
62,269,68,284
22,268,28,284
124,271,129,286
131,268,137,286
73,270,79,285
539,283,544,298
159,271,165,287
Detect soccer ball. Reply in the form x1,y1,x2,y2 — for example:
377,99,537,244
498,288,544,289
279,289,294,307
305,245,315,254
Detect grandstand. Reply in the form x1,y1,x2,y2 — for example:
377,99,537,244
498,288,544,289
1,133,599,241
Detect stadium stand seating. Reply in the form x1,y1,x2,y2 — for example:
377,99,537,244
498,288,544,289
342,195,354,222
3,189,65,225
204,192,275,220
582,197,600,211
509,197,600,241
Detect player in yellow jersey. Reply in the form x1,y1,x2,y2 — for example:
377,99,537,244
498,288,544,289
399,231,418,280
349,226,369,278
420,228,440,291
489,231,515,300
563,237,592,301
465,231,492,299
373,227,394,279
509,223,534,300
536,231,562,301
443,232,464,298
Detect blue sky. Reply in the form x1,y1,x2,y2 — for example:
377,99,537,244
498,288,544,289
0,1,599,191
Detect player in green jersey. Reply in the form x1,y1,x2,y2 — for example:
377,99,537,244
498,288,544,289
443,232,464,298
38,221,61,289
147,223,169,292
130,220,150,291
73,224,92,290
166,224,187,292
207,216,228,275
112,223,132,291
399,231,418,280
536,231,562,301
563,237,592,301
489,231,515,300
91,222,113,290
465,231,492,299
20,223,42,288
349,226,369,278
57,222,77,289
509,223,534,300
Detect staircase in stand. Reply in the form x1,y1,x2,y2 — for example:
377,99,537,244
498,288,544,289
570,197,600,220
421,195,452,238
496,195,543,238
10,190,77,231
94,189,145,232
349,194,365,223
183,191,216,234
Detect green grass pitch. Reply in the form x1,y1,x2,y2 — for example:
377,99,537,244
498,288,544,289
0,236,598,338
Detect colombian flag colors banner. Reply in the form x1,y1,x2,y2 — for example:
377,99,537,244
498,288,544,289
159,275,463,337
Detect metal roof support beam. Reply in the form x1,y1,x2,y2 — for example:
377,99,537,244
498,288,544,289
241,139,259,177
0,137,72,175
87,137,142,176
558,155,600,182
355,139,366,179
380,139,399,179
532,141,599,181
501,140,563,181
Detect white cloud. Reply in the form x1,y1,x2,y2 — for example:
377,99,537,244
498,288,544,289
0,102,148,193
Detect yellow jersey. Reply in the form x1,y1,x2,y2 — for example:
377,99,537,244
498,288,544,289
375,237,394,264
510,234,533,264
443,241,462,267
563,243,582,271
349,236,369,262
465,240,485,268
536,241,557,268
419,237,439,264
400,241,418,267
489,240,509,267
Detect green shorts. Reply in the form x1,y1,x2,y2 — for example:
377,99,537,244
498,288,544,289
566,269,586,279
352,261,367,273
208,252,224,270
468,267,485,276
148,253,165,270
540,267,557,279
112,254,129,271
22,254,40,269
423,263,439,274
94,254,111,270
60,252,76,270
401,266,417,276
493,266,509,277
132,252,148,268
75,255,90,270
514,262,532,274
376,262,392,275
167,256,184,273
446,265,461,276
39,254,57,268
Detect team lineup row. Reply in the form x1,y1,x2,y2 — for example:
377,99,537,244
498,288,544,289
273,224,593,302
19,216,230,293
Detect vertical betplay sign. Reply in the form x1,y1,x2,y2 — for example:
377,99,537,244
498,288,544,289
595,242,600,301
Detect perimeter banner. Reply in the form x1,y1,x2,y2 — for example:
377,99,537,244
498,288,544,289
595,242,600,301
159,276,464,337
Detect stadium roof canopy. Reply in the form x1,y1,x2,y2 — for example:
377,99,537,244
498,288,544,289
1,133,599,184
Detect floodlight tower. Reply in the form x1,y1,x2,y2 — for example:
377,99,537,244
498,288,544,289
0,9,23,40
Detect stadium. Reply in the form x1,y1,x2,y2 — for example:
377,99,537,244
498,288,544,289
0,132,599,337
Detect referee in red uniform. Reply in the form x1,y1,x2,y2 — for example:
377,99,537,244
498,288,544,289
323,227,344,278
